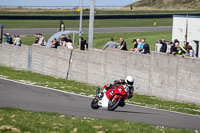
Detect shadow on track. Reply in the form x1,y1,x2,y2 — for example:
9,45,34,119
113,110,154,115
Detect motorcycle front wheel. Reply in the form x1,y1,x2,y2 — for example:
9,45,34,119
91,98,100,109
108,96,122,111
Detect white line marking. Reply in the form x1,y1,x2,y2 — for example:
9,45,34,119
0,77,200,118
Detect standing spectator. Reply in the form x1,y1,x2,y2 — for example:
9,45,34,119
4,33,13,44
13,35,21,46
130,39,138,53
130,5,133,11
51,38,59,48
118,38,127,51
102,38,119,50
160,39,167,53
141,38,150,54
135,38,143,53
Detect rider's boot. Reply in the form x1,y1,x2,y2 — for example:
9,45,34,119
96,88,100,97
99,92,104,100
96,88,104,100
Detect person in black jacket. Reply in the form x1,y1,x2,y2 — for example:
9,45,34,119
118,38,128,51
51,38,59,48
169,42,177,55
141,38,150,54
160,39,167,53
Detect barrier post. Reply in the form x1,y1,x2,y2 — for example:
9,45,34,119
0,24,3,44
27,46,32,71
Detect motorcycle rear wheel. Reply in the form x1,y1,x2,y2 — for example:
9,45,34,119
108,96,122,111
91,98,100,109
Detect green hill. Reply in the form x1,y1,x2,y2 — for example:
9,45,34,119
129,0,200,10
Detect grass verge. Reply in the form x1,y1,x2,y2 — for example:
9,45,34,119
0,65,200,115
0,18,172,28
0,107,195,133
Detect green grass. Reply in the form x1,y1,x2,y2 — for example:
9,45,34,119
0,108,195,133
20,31,172,51
0,65,200,115
0,18,172,28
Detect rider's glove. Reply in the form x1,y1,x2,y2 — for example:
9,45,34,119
105,84,112,90
120,79,125,84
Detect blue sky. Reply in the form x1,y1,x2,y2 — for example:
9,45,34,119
0,0,139,7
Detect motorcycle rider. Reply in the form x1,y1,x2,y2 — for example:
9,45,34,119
103,76,134,100
94,76,134,109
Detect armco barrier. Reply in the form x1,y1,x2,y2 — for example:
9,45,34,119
0,44,200,105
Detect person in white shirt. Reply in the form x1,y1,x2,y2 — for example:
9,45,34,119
13,35,21,46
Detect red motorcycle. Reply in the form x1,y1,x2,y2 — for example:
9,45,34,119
91,84,133,111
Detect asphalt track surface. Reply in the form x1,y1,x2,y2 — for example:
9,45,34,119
0,78,200,131
4,26,172,35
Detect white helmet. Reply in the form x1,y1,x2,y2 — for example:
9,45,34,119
125,76,134,86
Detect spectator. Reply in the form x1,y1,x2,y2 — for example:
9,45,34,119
174,39,179,44
184,42,195,57
35,33,45,46
135,38,143,53
13,35,16,44
141,38,150,54
169,42,176,55
130,5,133,11
79,37,84,50
38,33,46,46
160,39,167,53
170,41,186,56
4,33,13,44
102,38,119,50
60,34,68,46
83,40,88,51
51,38,59,48
130,39,138,53
13,35,21,46
34,33,40,44
66,42,73,49
67,35,72,43
178,43,187,56
118,38,127,51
